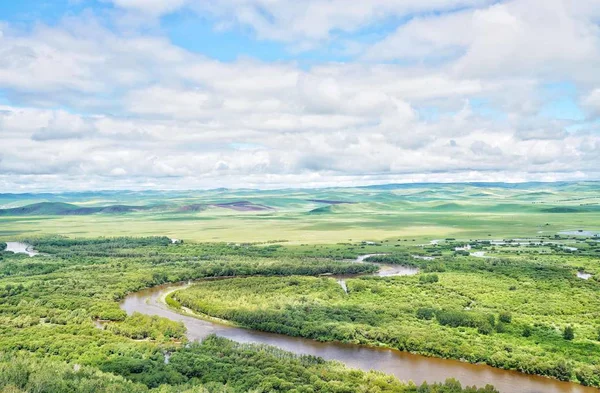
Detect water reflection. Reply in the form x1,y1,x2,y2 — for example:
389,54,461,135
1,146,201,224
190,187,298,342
5,242,38,256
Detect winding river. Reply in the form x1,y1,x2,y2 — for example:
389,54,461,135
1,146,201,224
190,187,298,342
122,256,596,393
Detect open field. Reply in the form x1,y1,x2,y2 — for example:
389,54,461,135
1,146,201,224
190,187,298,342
1,182,599,243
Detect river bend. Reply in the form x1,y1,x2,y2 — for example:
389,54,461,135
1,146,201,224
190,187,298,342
121,256,596,393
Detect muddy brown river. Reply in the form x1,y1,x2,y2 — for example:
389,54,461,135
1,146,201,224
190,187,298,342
121,257,597,393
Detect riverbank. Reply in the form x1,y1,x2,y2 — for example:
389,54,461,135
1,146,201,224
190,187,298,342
123,275,597,393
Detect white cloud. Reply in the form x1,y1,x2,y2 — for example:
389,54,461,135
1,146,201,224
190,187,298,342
125,86,221,119
108,0,188,16
514,125,568,141
0,20,189,95
31,111,96,141
106,0,494,45
470,140,503,156
0,3,598,191
365,0,600,83
583,89,600,117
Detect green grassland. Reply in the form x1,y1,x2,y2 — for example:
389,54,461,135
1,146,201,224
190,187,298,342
1,182,599,243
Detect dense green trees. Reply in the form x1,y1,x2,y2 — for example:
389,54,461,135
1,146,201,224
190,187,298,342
498,312,512,324
105,313,186,341
0,237,500,392
0,342,497,393
174,252,600,387
0,354,149,393
2,235,599,390
166,336,498,393
434,310,495,335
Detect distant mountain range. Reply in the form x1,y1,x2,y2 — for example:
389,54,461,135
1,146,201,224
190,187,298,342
0,201,275,216
0,182,598,217
0,202,149,216
359,181,599,190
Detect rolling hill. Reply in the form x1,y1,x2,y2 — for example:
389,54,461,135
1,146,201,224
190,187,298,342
0,202,148,216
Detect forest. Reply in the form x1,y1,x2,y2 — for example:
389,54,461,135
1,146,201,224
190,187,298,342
173,251,600,387
0,237,499,392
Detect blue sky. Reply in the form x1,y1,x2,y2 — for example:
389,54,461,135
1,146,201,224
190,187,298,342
0,0,598,191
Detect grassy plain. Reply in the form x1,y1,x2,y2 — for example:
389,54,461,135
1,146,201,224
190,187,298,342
1,182,599,243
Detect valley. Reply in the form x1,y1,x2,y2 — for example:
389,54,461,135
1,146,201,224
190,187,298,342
1,183,599,392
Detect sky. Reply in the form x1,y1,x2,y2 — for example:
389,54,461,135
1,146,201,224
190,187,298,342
0,0,599,191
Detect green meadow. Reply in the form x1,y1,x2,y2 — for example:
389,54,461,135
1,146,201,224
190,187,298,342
1,182,599,243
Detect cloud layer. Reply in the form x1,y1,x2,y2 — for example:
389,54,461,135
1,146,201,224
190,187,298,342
0,0,599,191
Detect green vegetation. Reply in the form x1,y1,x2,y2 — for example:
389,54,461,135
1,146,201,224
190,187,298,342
0,237,497,392
0,354,150,393
419,274,439,283
498,312,512,324
104,313,186,341
174,251,600,387
1,182,599,243
0,340,498,393
563,326,575,341
1,183,599,391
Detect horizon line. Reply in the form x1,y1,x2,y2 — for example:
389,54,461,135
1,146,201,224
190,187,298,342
1,179,599,196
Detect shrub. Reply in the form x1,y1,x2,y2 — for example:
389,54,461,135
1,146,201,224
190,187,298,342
165,295,181,309
419,274,439,284
498,312,512,323
436,310,477,328
496,322,507,333
563,326,575,340
477,322,494,335
551,361,573,381
416,308,437,320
